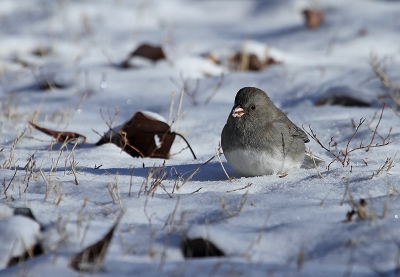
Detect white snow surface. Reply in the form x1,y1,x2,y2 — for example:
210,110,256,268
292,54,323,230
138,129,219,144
1,0,400,276
0,216,40,269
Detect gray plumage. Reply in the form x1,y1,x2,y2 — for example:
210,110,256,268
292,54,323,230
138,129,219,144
221,87,309,177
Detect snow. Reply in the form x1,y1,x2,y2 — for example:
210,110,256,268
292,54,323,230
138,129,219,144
1,0,400,276
0,216,41,269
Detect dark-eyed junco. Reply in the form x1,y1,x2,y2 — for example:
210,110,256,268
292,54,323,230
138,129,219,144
221,87,310,177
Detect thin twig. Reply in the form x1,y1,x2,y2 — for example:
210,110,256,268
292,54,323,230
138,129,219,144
216,143,232,181
204,74,225,105
227,183,252,193
366,103,385,152
307,147,323,178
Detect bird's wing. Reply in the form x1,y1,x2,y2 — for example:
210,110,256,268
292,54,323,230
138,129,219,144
289,124,310,143
271,113,310,143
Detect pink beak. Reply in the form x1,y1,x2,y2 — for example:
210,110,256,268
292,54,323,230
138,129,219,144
232,105,245,118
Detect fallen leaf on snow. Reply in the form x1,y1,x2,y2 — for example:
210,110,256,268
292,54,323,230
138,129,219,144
96,112,196,159
14,207,43,230
205,40,283,72
70,221,118,272
120,43,166,68
315,95,371,107
182,237,225,258
315,86,373,107
31,46,53,57
302,9,323,29
29,121,87,144
229,52,280,71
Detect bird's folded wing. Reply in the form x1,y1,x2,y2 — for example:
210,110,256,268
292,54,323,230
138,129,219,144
289,125,310,143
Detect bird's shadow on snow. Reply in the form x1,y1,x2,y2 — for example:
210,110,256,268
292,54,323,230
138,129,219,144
82,161,239,182
26,141,238,181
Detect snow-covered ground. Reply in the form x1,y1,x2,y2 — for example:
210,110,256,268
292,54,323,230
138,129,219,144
1,0,400,276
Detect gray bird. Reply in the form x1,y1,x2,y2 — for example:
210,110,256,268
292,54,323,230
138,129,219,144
221,87,310,177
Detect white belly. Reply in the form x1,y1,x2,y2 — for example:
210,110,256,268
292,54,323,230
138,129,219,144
224,148,302,177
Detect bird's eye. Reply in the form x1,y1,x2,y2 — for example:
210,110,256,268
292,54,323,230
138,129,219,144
250,105,256,110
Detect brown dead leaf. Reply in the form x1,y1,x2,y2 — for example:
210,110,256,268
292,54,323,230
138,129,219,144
302,9,323,29
345,198,388,223
265,57,280,66
230,53,262,71
28,121,86,143
70,221,118,272
229,52,281,71
205,53,220,64
315,95,371,107
248,54,263,71
182,237,225,258
7,243,43,268
120,43,166,68
96,112,196,159
31,46,52,57
4,216,43,268
13,207,44,230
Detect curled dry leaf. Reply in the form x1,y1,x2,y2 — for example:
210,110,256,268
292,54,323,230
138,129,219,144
315,95,371,107
182,237,225,258
37,80,68,91
229,52,280,71
96,112,196,159
302,9,323,29
346,199,369,222
204,40,282,72
205,53,220,64
120,43,166,68
13,207,43,230
28,121,87,143
70,221,118,272
31,46,53,57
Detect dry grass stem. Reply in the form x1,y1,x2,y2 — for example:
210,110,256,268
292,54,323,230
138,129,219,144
77,197,89,237
340,182,350,206
217,191,248,222
162,197,181,233
50,149,63,173
80,213,93,247
63,139,79,175
139,161,172,198
2,128,26,169
202,155,215,165
143,195,155,227
320,192,330,206
370,53,400,107
204,73,225,105
106,173,125,212
307,147,323,178
366,103,386,152
69,159,80,185
243,211,271,259
40,169,51,202
99,107,120,143
168,91,177,124
302,106,392,170
371,151,397,179
227,182,252,193
171,74,200,106
128,166,135,197
215,143,232,181
346,194,388,223
4,167,18,197
190,187,202,194
173,167,200,192
23,151,37,193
